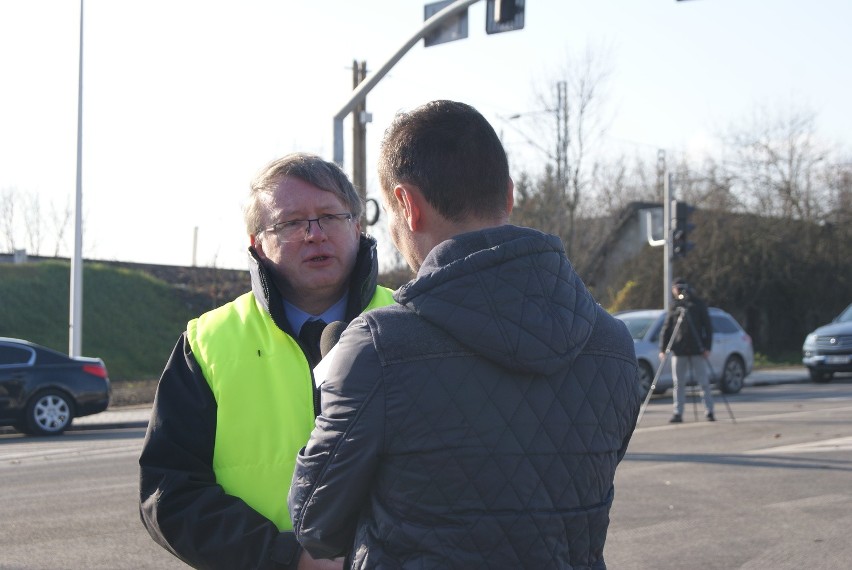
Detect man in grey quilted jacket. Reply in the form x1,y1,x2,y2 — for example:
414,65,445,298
289,99,642,569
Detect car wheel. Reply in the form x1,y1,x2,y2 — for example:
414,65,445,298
719,356,745,394
25,390,75,436
808,368,833,383
637,361,654,399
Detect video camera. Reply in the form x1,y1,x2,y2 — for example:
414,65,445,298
672,279,689,301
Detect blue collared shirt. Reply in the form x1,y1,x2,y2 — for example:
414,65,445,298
284,294,348,335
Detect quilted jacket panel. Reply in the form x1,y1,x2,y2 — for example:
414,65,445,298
289,225,642,569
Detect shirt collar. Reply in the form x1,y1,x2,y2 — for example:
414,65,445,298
284,294,348,335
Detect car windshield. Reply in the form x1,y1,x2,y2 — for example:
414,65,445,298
617,315,658,340
710,314,739,334
836,304,852,323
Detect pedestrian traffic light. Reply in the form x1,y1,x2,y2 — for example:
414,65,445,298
671,200,695,257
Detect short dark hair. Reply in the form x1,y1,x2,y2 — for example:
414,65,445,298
377,100,510,222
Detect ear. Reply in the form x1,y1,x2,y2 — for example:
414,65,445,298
395,184,423,231
250,233,268,261
506,177,515,214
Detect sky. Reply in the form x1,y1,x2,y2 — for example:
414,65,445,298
1,0,850,272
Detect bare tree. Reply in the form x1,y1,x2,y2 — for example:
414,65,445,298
509,44,613,257
49,197,73,257
0,187,74,257
820,160,852,226
1,187,17,252
23,192,42,255
725,105,830,221
511,168,563,232
554,45,613,257
584,153,658,217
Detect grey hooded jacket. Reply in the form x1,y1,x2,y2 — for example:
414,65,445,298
289,225,642,569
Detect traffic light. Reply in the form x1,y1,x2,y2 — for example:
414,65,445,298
492,0,517,22
485,0,525,34
671,200,695,257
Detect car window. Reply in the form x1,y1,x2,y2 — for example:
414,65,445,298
617,316,657,340
836,304,852,323
711,315,739,334
648,318,664,343
0,345,35,366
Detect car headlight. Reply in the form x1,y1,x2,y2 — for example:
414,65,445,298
803,333,817,349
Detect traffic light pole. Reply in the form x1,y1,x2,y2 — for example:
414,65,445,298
332,0,481,166
643,171,673,313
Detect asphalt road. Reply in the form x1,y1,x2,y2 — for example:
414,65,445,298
67,365,815,431
2,366,850,569
607,372,852,569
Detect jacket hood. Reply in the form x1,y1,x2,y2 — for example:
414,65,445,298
394,225,597,376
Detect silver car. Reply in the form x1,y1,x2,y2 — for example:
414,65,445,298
615,308,754,398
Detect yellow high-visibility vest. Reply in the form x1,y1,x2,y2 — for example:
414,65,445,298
187,287,394,529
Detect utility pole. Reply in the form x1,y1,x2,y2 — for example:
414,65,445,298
555,80,568,196
555,80,569,253
656,149,666,200
192,226,198,267
351,60,370,217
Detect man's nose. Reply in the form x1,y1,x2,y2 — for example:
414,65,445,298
304,220,327,241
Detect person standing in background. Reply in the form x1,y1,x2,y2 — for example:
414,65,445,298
659,277,715,423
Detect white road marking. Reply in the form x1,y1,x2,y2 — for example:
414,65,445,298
746,436,852,455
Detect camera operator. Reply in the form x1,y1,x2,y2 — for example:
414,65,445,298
659,277,715,423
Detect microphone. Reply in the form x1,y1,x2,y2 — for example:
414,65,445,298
320,321,348,359
314,321,347,388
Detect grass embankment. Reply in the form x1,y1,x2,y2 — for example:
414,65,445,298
0,261,210,391
1,260,798,407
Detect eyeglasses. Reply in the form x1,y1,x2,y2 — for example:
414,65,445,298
260,213,354,243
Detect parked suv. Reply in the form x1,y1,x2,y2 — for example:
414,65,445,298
615,308,754,398
802,303,852,383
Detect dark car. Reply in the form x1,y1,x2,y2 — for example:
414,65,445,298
802,303,852,383
0,337,111,435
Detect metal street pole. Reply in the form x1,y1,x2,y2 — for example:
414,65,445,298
69,0,84,357
664,172,673,314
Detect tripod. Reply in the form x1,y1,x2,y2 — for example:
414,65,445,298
695,350,737,424
635,306,736,426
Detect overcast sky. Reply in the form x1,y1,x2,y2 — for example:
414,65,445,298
1,0,849,271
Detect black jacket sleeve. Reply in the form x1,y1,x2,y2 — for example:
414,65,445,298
138,334,301,570
288,318,385,560
659,310,676,353
694,299,713,352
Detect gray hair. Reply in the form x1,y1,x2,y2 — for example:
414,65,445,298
243,152,363,235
